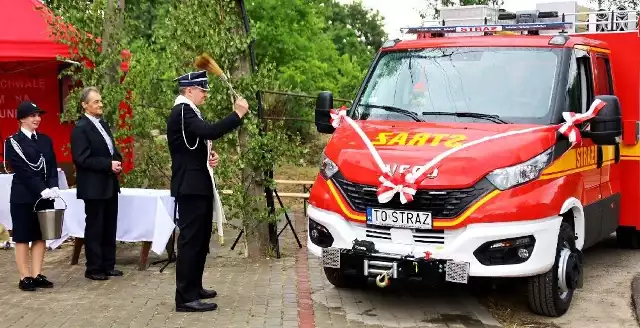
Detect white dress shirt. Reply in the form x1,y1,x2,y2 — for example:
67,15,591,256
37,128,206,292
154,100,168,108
21,127,36,140
85,113,114,155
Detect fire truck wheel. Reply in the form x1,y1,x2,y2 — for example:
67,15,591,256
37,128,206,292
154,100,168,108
323,267,369,289
526,222,580,317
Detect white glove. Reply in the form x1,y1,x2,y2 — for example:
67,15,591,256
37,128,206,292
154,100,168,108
40,188,54,199
50,187,60,199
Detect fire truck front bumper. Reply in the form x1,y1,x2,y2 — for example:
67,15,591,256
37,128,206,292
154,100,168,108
306,204,563,279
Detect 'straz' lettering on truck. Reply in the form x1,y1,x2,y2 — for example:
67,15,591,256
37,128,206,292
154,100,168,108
371,132,466,148
575,145,597,168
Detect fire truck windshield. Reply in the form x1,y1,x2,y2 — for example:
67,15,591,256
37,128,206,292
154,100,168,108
354,46,563,124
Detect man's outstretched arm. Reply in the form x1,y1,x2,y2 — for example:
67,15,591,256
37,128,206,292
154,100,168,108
183,97,249,140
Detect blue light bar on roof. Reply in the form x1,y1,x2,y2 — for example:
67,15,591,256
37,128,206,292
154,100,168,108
402,22,573,34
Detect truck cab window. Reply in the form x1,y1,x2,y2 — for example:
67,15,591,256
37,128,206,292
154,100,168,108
566,53,582,114
355,47,562,125
578,60,589,113
594,54,614,95
575,50,594,114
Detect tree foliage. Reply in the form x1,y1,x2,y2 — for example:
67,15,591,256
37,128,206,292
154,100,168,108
246,0,386,98
245,0,386,141
41,0,387,252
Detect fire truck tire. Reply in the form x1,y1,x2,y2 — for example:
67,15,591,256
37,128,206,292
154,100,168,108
526,222,578,317
615,227,640,249
323,267,369,289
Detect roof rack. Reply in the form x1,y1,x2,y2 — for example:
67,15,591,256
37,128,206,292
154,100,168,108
568,9,638,33
404,7,638,38
401,21,573,35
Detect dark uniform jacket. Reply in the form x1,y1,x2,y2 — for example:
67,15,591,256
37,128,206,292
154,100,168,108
166,102,243,197
4,131,59,204
70,115,123,200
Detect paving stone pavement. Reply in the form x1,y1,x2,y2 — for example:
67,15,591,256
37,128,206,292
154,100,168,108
0,234,300,328
0,215,502,328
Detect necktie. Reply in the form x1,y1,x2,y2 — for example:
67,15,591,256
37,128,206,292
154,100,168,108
30,134,36,141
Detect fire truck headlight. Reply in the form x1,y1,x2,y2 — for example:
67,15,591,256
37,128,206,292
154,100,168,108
486,147,554,191
320,153,339,179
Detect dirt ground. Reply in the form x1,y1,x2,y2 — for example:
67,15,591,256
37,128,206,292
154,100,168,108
478,235,640,328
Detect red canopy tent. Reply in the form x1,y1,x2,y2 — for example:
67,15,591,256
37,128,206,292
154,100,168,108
0,0,71,62
0,0,133,181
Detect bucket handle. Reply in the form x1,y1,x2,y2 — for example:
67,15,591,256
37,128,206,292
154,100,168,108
33,196,67,213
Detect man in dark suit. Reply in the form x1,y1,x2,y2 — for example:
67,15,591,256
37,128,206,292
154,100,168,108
70,86,124,281
166,70,248,312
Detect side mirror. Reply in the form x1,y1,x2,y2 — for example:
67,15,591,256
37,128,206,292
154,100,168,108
315,91,336,134
582,95,622,145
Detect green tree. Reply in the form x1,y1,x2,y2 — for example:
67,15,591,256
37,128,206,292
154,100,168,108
246,0,385,98
245,0,386,143
314,0,387,56
45,0,305,256
42,0,385,256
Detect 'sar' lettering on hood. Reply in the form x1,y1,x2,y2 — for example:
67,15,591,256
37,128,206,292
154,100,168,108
372,132,466,148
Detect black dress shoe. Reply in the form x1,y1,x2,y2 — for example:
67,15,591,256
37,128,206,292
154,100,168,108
33,274,53,288
199,288,217,299
18,277,36,291
105,269,123,277
176,300,218,312
85,272,109,281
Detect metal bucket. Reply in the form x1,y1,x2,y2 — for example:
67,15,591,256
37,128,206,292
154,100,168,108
33,197,67,240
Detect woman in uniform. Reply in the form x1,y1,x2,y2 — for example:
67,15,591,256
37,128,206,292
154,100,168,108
4,101,60,291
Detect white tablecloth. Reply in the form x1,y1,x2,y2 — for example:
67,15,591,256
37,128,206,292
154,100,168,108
0,169,69,235
0,177,175,255
57,188,176,255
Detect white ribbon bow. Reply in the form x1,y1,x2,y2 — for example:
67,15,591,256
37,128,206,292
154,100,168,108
557,98,605,146
377,175,417,204
330,107,348,128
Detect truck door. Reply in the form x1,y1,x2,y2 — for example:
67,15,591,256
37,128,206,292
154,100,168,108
572,48,603,249
591,50,621,239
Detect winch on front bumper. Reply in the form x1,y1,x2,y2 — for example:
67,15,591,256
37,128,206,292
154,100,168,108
321,239,471,287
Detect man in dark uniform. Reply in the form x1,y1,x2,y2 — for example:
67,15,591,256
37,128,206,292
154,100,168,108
166,70,249,312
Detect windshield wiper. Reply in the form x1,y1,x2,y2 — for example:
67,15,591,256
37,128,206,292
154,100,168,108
361,104,425,122
421,111,510,124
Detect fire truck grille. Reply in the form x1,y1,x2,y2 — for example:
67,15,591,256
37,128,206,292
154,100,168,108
331,172,495,219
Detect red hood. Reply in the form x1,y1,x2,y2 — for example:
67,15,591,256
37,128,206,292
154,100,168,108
324,120,558,188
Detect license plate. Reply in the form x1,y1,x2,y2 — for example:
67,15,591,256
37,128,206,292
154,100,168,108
366,208,432,229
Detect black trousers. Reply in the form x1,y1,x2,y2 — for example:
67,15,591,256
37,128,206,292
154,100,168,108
83,194,119,275
175,194,213,305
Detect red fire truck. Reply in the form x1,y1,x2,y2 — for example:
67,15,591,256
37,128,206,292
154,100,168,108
308,9,639,317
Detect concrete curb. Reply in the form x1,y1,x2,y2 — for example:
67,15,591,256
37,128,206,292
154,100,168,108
631,274,640,326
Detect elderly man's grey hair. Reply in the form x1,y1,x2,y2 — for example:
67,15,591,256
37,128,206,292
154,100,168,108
80,86,100,106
